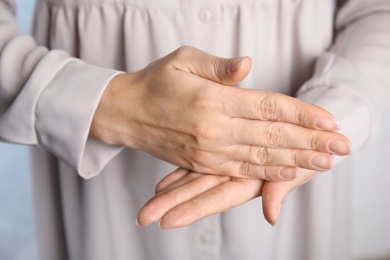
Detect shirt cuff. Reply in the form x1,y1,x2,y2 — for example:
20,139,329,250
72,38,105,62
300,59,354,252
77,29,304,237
297,53,382,164
35,55,124,179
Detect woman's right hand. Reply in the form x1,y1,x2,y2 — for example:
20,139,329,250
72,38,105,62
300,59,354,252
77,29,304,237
90,46,351,181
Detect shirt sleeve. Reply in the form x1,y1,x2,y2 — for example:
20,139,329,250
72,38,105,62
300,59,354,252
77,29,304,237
297,0,390,159
0,0,124,179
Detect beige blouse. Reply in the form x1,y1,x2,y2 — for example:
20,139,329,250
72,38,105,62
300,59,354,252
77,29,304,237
1,0,389,259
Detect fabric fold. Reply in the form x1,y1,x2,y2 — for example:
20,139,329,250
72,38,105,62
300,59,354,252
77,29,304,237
297,53,380,152
1,1,125,178
35,59,123,178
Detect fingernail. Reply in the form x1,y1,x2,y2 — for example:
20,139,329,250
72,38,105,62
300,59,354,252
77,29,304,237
311,154,332,170
158,220,171,230
315,117,340,131
280,167,296,179
328,139,352,155
229,57,245,73
135,219,141,227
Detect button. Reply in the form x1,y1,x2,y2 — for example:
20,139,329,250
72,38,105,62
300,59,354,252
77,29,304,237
199,8,213,22
199,231,213,244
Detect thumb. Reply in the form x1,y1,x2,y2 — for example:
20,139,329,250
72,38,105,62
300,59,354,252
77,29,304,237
261,181,291,226
210,56,252,86
172,46,252,86
262,169,318,226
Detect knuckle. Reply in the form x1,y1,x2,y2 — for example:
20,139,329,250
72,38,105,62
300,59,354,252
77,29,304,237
174,46,191,58
250,146,270,165
211,59,225,82
169,46,194,63
309,131,322,151
262,167,273,180
264,123,282,147
291,150,301,167
258,147,271,165
238,162,252,178
256,94,278,120
296,101,309,126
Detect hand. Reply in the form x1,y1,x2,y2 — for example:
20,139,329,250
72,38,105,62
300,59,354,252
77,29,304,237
136,167,317,228
90,46,350,181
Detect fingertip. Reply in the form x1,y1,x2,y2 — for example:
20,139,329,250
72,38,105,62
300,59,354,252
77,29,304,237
135,217,149,228
262,194,274,225
262,182,287,226
229,57,245,73
158,220,164,229
228,56,251,73
327,139,352,155
244,56,252,70
263,200,281,227
274,204,281,226
224,56,252,85
136,206,158,228
158,219,173,230
135,211,146,227
264,211,275,226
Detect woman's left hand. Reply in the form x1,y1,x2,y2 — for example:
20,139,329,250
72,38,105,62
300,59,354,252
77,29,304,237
137,167,318,229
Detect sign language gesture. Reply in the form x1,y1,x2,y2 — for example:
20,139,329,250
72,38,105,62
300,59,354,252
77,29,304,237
118,47,352,229
92,46,350,182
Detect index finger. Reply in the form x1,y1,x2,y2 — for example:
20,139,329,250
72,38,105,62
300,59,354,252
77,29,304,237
222,88,340,131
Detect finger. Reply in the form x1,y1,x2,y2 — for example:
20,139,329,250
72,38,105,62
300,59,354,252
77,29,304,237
262,169,318,226
138,174,230,227
155,168,190,194
232,145,333,171
222,88,340,131
229,119,351,155
218,161,297,181
169,46,252,86
155,172,204,196
159,178,263,229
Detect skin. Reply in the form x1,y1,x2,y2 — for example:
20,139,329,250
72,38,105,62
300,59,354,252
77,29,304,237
90,46,351,182
137,167,317,228
90,46,351,228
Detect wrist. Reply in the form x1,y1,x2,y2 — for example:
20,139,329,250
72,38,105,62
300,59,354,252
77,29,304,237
90,72,140,147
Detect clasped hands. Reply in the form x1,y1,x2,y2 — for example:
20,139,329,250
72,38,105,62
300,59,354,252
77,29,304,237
91,46,351,229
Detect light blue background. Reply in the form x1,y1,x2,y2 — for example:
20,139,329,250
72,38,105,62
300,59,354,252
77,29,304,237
0,1,389,259
0,0,37,259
